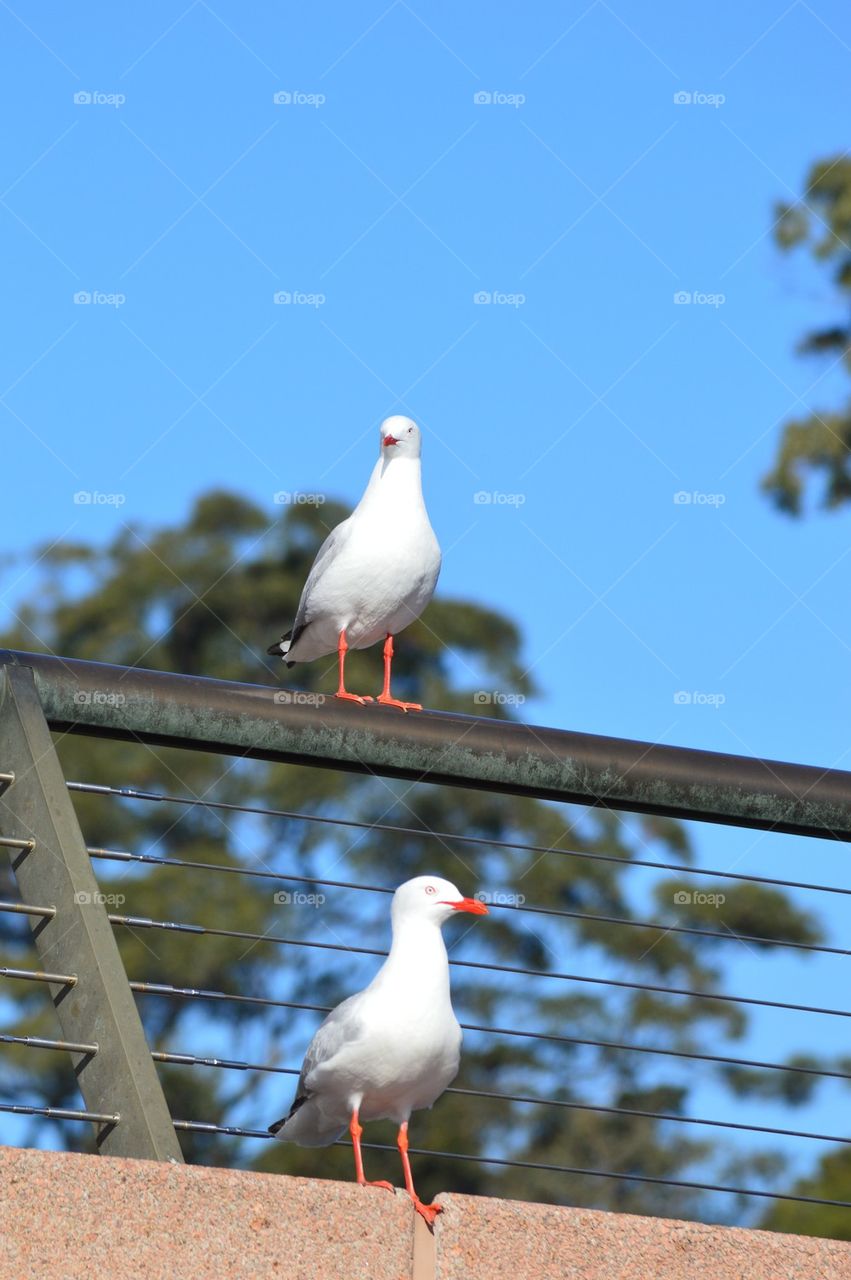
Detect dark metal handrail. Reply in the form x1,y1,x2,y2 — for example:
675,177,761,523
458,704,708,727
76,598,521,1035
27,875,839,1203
2,648,850,839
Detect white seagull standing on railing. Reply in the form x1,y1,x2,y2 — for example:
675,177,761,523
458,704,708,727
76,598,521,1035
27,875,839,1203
266,416,441,711
268,875,488,1223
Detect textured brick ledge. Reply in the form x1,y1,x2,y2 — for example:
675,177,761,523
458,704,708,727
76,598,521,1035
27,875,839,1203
1,1144,850,1279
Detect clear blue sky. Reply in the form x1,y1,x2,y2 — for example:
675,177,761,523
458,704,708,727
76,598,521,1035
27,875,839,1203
3,0,851,1203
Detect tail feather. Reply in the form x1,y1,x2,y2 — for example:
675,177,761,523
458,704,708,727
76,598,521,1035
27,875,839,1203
266,628,292,658
269,1095,346,1146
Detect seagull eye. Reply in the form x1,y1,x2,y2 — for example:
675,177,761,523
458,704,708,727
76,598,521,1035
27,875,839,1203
425,885,435,895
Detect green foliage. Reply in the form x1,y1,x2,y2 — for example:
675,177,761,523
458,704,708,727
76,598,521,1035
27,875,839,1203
653,879,823,948
723,1058,824,1107
765,155,851,514
761,1147,851,1241
0,489,835,1223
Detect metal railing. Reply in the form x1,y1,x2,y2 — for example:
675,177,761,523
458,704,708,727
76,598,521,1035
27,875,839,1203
2,647,851,1211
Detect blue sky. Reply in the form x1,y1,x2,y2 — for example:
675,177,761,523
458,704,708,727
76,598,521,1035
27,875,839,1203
2,0,851,1206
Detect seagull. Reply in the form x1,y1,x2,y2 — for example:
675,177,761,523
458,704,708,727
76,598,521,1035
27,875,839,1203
268,875,488,1223
266,415,441,711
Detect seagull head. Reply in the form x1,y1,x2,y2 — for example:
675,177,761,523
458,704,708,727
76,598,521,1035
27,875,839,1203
379,415,422,458
391,875,489,929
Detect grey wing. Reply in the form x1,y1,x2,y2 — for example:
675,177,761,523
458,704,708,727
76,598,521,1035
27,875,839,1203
291,517,354,634
287,993,366,1112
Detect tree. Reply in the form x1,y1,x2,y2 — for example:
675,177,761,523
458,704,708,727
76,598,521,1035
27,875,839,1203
763,154,851,514
760,1144,851,1242
0,490,832,1221
757,152,851,1236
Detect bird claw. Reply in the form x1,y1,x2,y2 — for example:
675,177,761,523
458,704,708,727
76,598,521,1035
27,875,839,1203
412,1198,441,1225
358,1179,395,1193
335,691,374,705
376,695,423,713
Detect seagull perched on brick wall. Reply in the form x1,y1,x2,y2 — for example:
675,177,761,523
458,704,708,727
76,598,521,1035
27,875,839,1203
266,416,441,712
268,875,488,1223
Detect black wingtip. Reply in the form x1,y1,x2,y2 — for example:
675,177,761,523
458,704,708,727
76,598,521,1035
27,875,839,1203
268,1117,285,1135
267,628,293,658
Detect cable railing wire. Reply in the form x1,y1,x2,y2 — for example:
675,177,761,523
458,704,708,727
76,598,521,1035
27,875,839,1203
130,980,329,1015
2,890,844,1203
152,1049,298,1075
169,1120,851,1210
1,1033,98,1055
129,982,851,1084
151,1046,851,1146
1,966,76,987
114,915,851,1021
0,835,34,852
0,900,56,920
0,1102,118,1124
89,847,851,959
26,1024,844,1146
6,1042,845,1194
10,826,845,1132
58,779,851,1209
69,780,851,901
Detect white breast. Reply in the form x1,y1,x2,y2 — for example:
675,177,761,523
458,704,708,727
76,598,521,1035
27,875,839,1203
287,454,441,662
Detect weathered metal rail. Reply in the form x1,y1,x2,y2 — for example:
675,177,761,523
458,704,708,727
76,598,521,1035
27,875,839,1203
1,647,850,840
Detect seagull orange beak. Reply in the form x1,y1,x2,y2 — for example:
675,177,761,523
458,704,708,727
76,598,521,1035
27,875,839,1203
441,897,489,915
383,434,399,446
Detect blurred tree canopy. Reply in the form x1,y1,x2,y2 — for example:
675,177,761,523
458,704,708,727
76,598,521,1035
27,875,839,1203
0,490,840,1225
757,151,851,1238
764,154,851,514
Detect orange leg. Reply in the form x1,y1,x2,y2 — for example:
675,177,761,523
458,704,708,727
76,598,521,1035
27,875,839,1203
335,630,373,705
376,635,422,712
397,1122,441,1224
350,1108,394,1192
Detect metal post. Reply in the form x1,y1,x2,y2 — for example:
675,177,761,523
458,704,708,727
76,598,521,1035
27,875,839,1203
0,663,183,1162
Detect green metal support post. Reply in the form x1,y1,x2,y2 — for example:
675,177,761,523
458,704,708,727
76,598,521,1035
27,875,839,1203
0,663,183,1162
